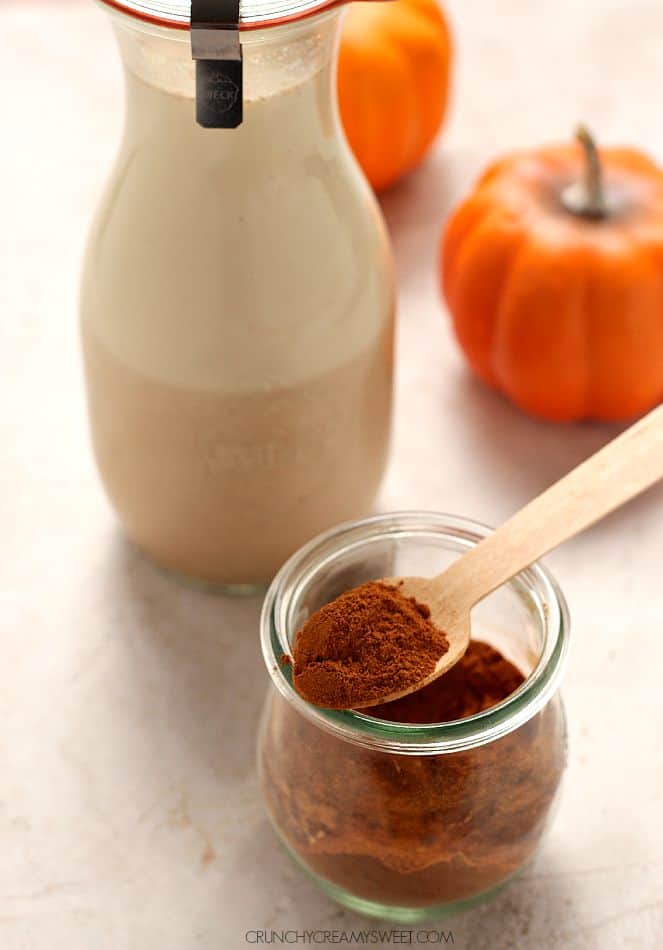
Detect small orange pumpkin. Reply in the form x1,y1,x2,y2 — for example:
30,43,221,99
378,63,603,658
441,128,663,422
339,0,452,192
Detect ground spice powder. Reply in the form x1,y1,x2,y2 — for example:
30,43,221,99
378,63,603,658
293,581,449,709
262,641,565,908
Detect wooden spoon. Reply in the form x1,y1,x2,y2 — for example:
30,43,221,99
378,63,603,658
352,403,663,708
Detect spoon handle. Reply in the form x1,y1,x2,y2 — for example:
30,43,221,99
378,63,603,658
438,403,663,609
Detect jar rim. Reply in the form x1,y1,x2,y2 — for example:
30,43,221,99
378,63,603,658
260,511,571,755
98,0,345,32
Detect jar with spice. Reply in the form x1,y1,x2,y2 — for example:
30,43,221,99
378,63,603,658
81,0,394,591
259,512,569,921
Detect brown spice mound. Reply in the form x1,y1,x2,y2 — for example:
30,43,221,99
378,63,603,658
368,640,524,723
293,581,449,709
261,641,565,908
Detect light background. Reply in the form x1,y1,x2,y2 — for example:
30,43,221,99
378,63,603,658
1,1,662,947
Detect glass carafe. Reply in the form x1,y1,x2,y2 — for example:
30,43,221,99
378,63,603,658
81,3,395,590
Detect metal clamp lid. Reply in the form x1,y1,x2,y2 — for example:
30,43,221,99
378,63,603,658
191,0,243,128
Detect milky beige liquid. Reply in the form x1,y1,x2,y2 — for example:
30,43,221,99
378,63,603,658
81,21,394,586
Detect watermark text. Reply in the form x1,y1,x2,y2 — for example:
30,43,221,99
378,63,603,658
245,931,455,945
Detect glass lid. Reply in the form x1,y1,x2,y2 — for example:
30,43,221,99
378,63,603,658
99,0,343,30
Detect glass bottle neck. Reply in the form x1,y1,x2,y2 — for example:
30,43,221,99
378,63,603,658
110,10,342,130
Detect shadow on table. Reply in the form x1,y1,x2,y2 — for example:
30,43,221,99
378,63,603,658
447,849,587,946
230,823,588,945
101,534,267,784
434,367,663,538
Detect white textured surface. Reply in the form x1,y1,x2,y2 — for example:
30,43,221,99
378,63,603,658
2,1,663,947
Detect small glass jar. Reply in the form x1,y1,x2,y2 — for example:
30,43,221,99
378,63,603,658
259,512,569,922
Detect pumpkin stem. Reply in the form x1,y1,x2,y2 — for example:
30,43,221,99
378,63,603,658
562,125,608,220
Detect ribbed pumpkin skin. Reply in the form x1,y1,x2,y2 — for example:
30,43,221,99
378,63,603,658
338,0,452,193
441,145,663,422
